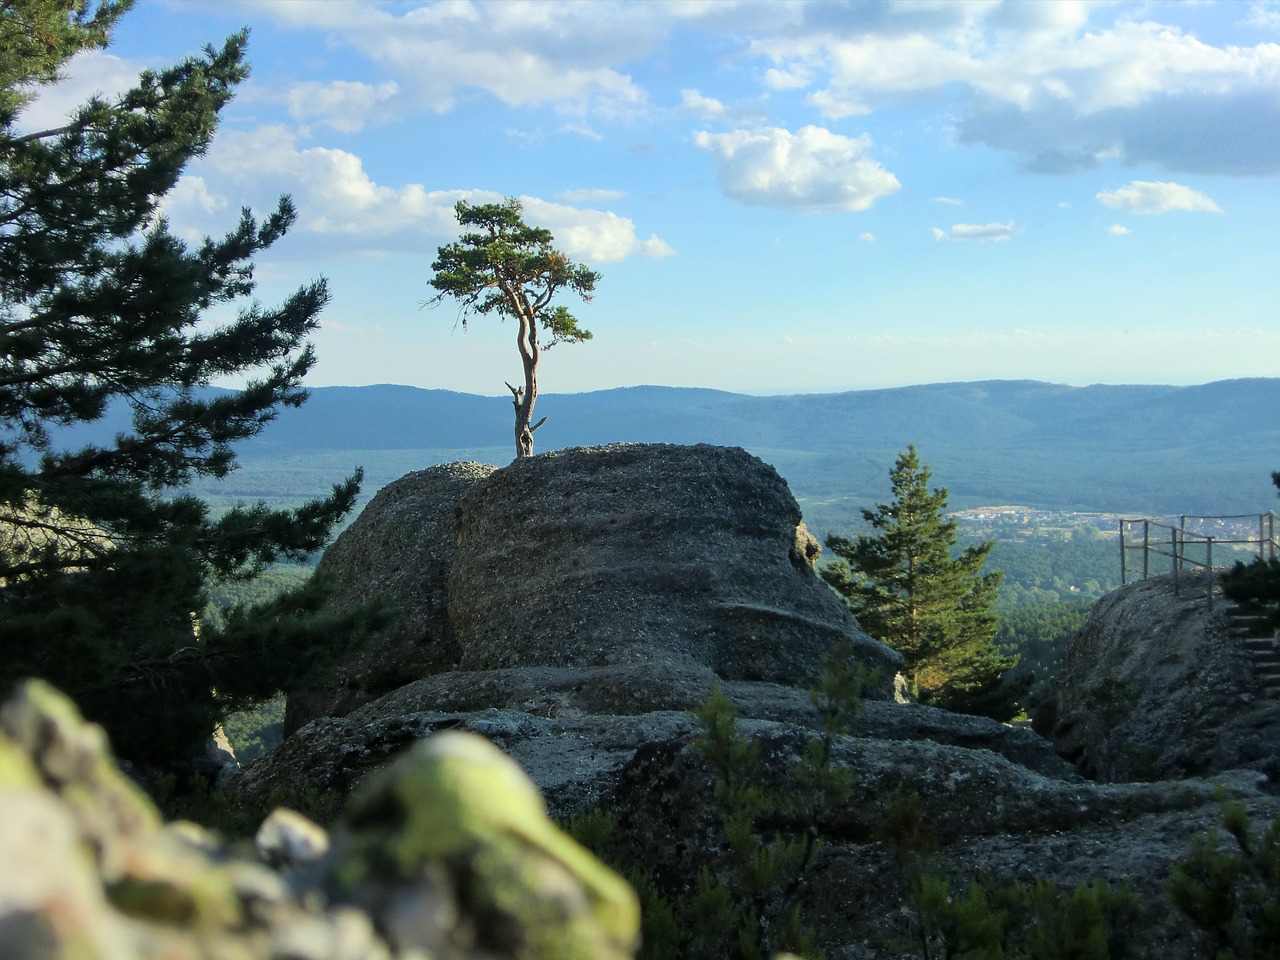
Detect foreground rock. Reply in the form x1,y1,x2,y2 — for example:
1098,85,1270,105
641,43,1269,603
1042,569,1280,782
0,680,637,960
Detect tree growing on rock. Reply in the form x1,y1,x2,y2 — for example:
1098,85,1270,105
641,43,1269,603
822,445,1017,718
427,198,598,458
0,0,362,765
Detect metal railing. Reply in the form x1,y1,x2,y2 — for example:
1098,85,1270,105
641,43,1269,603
1119,512,1278,611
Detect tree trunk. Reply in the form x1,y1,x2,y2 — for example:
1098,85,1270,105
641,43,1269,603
511,305,542,458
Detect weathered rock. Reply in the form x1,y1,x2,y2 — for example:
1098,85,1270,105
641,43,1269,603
233,448,1280,959
0,680,634,960
448,443,900,690
1043,570,1280,781
227,681,1280,959
286,462,497,735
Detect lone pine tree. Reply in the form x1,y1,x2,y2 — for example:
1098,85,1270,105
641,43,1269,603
427,198,598,458
0,0,363,765
822,445,1017,718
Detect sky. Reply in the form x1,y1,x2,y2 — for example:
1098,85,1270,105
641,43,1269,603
25,0,1280,395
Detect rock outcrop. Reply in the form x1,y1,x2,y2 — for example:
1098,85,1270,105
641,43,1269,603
1040,569,1280,782
227,445,1280,958
448,444,898,687
285,462,497,735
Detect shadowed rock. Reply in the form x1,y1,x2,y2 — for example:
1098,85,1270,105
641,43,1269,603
285,462,497,735
1042,569,1280,782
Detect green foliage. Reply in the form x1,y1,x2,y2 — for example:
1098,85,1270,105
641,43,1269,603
912,873,1142,960
427,198,599,457
1219,472,1280,632
994,599,1093,707
823,445,1017,719
1170,799,1280,960
218,693,283,765
0,2,361,766
875,788,938,862
674,671,872,960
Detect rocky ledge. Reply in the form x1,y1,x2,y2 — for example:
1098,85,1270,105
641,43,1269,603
227,444,1280,958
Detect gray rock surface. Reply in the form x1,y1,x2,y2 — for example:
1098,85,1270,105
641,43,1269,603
285,462,497,734
235,446,1280,958
1042,569,1280,781
448,443,901,689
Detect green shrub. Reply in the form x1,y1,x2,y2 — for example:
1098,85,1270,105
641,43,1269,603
911,873,1141,960
1170,799,1280,960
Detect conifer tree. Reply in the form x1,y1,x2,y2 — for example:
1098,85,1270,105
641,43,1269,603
822,445,1016,717
427,198,598,458
0,0,362,765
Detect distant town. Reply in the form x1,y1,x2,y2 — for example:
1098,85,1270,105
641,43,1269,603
953,505,1278,562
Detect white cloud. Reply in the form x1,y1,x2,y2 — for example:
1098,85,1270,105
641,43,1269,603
253,0,654,117
693,125,901,213
1108,224,1131,236
156,175,226,221
859,232,875,242
751,6,1280,174
763,66,811,90
932,222,1016,242
1095,181,1222,214
680,89,726,117
16,50,142,134
286,80,400,133
1246,3,1280,30
197,126,672,262
806,88,872,118
521,198,676,263
932,196,965,205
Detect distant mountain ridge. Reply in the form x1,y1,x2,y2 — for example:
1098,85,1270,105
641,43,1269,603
47,378,1280,521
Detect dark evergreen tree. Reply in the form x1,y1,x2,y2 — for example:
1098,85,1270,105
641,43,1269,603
426,198,598,458
0,0,363,765
821,445,1017,718
1220,471,1280,631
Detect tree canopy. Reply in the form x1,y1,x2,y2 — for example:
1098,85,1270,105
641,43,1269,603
427,198,598,457
821,445,1017,718
0,0,363,765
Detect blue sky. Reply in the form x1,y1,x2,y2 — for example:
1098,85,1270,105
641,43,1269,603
28,0,1280,395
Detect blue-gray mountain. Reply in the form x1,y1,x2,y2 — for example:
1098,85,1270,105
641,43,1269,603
49,378,1280,525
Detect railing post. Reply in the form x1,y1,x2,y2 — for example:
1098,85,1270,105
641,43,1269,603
1120,520,1128,584
1206,536,1214,613
1172,526,1180,594
1143,520,1150,579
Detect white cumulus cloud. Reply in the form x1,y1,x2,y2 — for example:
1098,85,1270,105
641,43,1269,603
520,198,676,263
1108,224,1131,236
286,80,401,133
931,222,1016,242
196,125,672,262
693,125,901,213
680,89,726,117
1095,181,1222,214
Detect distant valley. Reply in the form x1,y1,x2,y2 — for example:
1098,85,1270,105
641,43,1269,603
62,378,1280,541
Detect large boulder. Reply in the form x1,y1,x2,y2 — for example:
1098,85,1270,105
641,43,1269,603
285,462,497,735
1041,570,1280,782
448,443,899,689
237,446,1280,958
